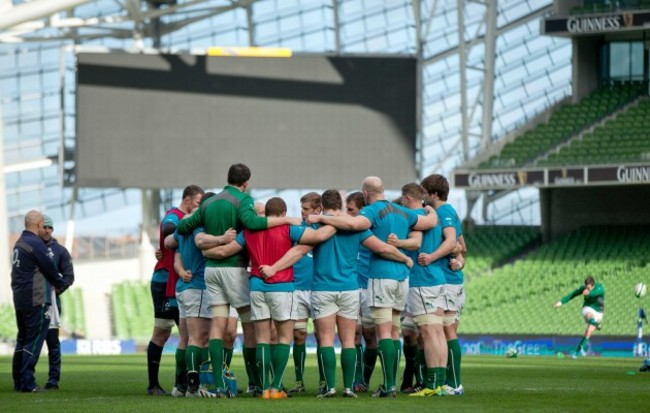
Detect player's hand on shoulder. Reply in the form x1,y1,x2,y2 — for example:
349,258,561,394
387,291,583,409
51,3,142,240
155,248,163,261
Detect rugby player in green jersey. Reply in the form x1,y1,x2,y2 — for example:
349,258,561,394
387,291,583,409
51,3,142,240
554,276,605,358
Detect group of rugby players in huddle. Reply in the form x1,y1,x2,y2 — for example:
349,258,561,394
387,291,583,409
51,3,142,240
145,163,465,399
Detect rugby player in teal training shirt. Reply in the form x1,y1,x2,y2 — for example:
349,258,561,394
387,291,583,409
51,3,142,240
311,190,414,399
287,192,322,395
307,177,437,398
346,191,376,392
419,174,465,396
392,183,449,397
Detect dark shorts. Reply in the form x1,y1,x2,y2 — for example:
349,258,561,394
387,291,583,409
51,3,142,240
151,281,179,322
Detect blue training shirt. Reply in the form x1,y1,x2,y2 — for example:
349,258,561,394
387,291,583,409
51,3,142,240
174,227,207,293
312,224,373,292
407,209,446,288
356,246,371,289
293,221,317,291
359,200,418,281
436,203,463,285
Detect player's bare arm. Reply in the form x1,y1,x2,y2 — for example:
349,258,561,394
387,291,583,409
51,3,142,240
298,225,337,244
194,229,236,250
163,233,178,250
418,226,457,266
259,244,313,278
173,251,192,283
387,230,422,251
363,235,414,269
202,240,243,260
412,205,438,231
307,213,371,231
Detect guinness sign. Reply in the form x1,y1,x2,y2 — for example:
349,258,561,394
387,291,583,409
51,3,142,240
543,11,650,36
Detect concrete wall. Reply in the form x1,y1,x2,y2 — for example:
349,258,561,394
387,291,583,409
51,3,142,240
73,253,156,339
572,36,604,102
540,185,650,241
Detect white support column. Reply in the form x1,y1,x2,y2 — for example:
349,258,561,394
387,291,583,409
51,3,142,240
246,4,256,46
332,0,341,54
0,0,94,30
413,0,424,179
481,0,498,149
0,94,10,304
457,0,469,161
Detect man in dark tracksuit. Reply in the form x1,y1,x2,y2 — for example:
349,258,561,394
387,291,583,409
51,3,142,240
41,214,75,390
11,210,65,392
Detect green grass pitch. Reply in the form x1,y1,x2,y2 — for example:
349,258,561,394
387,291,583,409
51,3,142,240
0,354,648,412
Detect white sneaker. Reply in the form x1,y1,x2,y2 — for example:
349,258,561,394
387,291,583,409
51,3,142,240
444,384,464,395
187,385,216,398
170,386,186,397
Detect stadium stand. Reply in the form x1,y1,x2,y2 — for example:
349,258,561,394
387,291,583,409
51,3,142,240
479,83,646,169
462,225,542,280
0,288,86,341
60,288,87,338
539,97,650,166
110,281,153,341
462,225,650,335
0,303,16,340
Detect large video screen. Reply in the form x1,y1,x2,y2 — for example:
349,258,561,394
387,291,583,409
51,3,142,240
76,52,417,189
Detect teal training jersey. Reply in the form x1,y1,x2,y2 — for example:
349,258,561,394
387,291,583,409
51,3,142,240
236,227,304,293
356,246,371,289
174,227,207,293
560,283,605,313
293,221,316,291
436,203,463,285
408,209,446,288
312,224,372,292
152,210,182,283
360,200,417,281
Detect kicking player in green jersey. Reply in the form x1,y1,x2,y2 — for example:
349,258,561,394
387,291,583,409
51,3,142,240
419,174,465,396
307,177,436,398
554,276,605,358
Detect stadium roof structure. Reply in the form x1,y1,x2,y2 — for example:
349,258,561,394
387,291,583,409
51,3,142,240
0,0,571,300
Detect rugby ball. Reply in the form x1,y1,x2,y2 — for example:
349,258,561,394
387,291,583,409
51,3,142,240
635,282,647,298
505,348,518,358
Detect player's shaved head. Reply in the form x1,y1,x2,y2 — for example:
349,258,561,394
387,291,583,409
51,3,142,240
24,210,44,233
362,176,384,195
254,202,266,217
